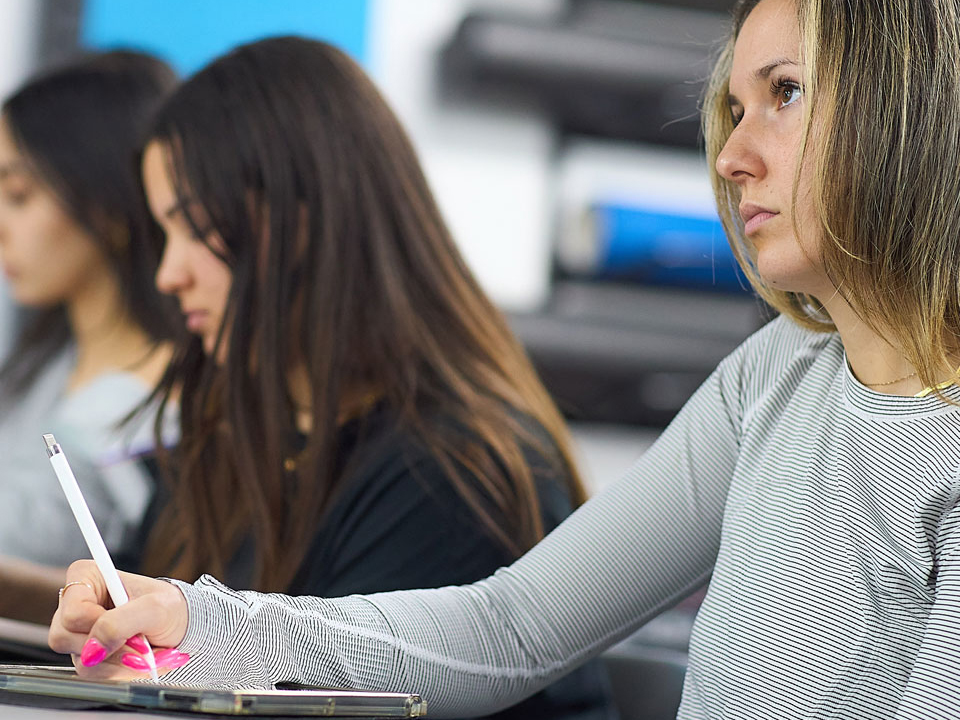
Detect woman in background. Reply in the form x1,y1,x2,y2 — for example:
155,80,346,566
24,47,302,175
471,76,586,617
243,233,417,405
0,51,178,622
65,37,615,720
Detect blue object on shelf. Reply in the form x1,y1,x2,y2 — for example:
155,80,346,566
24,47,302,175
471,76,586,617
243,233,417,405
591,204,746,292
81,0,370,75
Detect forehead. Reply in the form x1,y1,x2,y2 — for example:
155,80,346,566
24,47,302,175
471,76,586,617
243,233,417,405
730,0,800,87
0,117,23,165
141,141,179,209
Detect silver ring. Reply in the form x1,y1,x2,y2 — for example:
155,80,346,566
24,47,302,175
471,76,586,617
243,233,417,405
58,580,94,603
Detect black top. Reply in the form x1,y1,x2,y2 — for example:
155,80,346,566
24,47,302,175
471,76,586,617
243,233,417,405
134,406,618,720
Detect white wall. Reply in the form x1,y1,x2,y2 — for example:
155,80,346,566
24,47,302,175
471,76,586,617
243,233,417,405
368,0,569,311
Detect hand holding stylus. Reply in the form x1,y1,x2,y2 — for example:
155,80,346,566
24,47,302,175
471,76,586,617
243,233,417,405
49,560,191,679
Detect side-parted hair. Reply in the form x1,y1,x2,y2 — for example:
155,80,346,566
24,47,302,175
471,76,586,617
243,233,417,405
143,36,587,591
0,50,179,398
704,0,960,393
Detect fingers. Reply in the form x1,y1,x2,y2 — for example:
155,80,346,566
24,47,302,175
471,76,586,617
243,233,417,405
48,560,191,679
48,561,108,655
82,582,189,655
121,647,191,673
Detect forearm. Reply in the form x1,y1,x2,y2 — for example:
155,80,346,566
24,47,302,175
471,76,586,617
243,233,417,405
0,556,65,624
165,463,720,716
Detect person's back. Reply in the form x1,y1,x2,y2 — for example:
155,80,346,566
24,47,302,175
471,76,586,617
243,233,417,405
286,405,615,720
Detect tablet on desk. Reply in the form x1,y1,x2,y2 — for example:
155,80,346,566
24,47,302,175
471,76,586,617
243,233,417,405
0,665,427,717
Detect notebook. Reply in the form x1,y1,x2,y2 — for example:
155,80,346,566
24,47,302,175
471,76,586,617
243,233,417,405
0,664,426,717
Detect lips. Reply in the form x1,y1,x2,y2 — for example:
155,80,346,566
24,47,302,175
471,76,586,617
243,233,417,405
184,310,208,333
740,203,779,235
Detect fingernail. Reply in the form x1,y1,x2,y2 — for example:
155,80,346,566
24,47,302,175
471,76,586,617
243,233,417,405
126,636,150,654
121,653,150,671
153,648,179,664
154,648,191,670
166,652,190,670
80,638,107,667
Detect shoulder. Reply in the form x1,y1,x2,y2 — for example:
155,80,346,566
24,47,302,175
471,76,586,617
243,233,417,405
716,314,840,394
335,406,571,510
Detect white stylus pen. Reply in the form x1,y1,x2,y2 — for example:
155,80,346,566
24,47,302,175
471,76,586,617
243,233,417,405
43,433,160,682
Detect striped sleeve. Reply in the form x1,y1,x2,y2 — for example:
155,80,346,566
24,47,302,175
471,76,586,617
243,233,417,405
164,344,747,717
895,500,960,720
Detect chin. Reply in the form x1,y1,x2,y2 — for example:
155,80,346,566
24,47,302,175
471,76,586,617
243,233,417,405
8,288,58,308
755,256,824,295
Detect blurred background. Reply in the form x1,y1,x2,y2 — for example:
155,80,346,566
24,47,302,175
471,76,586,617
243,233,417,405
0,3,764,715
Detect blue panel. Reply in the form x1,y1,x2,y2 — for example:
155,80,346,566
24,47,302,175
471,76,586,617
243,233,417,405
591,204,747,292
81,0,369,75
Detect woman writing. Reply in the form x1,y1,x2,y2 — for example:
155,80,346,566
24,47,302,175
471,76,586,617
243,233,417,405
56,36,616,720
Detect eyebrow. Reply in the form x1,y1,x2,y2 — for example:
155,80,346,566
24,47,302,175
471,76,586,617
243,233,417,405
753,58,800,83
728,58,801,108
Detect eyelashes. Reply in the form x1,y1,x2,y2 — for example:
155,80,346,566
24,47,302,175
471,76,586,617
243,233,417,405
772,78,803,109
729,77,804,126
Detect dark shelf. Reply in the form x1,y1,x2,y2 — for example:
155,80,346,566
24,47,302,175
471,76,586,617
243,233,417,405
512,282,770,426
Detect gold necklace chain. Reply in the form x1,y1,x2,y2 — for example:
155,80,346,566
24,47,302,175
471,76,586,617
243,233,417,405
864,370,918,388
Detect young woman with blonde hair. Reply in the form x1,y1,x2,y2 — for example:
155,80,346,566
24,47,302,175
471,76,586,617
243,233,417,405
52,1,960,716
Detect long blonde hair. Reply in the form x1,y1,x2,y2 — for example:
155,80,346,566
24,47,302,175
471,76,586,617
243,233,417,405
704,0,960,392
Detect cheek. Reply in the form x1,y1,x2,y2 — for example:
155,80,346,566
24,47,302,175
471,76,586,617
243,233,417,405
4,224,102,305
198,254,233,315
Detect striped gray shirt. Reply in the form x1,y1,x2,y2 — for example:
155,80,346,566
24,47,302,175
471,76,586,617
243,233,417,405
168,316,960,719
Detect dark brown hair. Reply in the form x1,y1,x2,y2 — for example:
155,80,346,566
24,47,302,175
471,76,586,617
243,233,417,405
143,36,586,591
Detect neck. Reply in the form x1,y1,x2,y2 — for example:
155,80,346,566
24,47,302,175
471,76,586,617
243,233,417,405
819,292,957,396
287,365,380,434
65,269,153,391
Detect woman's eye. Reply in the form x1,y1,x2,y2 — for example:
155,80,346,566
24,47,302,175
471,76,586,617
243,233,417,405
775,80,803,109
0,182,31,206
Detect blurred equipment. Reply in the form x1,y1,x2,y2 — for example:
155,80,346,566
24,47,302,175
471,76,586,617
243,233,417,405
510,282,768,426
441,1,761,427
439,0,731,146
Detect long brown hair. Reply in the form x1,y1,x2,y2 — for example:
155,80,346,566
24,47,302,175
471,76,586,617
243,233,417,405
704,0,960,393
143,37,586,591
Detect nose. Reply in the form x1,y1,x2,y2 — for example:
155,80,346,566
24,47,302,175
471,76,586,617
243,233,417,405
154,238,189,296
716,121,766,185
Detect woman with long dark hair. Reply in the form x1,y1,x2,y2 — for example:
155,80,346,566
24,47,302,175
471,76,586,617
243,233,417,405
66,36,614,719
0,51,178,582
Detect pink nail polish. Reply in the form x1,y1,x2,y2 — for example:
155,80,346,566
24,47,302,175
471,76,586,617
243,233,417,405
153,648,180,664
121,653,150,671
80,639,107,667
167,652,190,669
126,636,150,654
